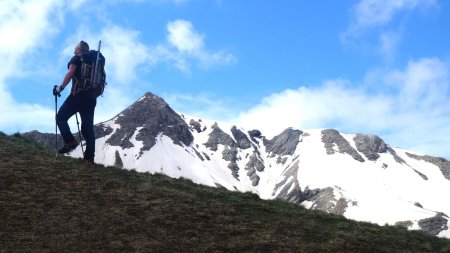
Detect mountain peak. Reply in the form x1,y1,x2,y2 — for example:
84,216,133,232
103,92,193,152
21,92,450,239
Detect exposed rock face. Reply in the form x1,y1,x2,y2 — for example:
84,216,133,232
406,153,450,181
231,126,252,150
107,130,135,149
353,134,387,161
272,161,349,216
189,119,202,133
272,161,305,203
321,129,365,162
244,152,265,186
106,93,193,153
204,123,236,151
246,153,265,172
308,187,348,215
246,166,260,186
248,130,262,144
222,146,237,162
418,215,449,236
204,124,242,179
387,147,407,164
94,124,114,139
228,162,240,180
412,169,428,180
264,128,302,157
114,150,123,168
272,161,319,205
222,146,240,179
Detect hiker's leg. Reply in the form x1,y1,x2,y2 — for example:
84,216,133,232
56,100,77,144
80,109,95,160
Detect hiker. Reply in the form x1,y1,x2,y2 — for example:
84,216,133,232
53,41,96,164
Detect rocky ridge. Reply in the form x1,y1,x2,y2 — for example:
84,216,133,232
22,92,450,238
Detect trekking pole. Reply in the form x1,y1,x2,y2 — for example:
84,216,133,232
75,113,85,155
54,86,61,158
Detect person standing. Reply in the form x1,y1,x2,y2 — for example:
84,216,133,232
53,41,96,164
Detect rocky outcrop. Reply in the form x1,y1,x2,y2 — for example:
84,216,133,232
272,161,321,205
387,147,407,164
245,152,265,172
94,124,114,139
412,169,428,180
204,123,236,151
353,134,387,161
248,129,262,144
273,164,349,216
227,162,240,180
204,124,241,179
246,166,260,186
418,214,449,236
244,152,265,186
222,146,240,180
264,128,302,157
406,153,450,181
222,146,238,162
114,150,123,168
106,92,193,153
189,119,202,133
321,129,365,162
307,187,349,215
272,161,304,203
107,130,135,149
231,126,252,150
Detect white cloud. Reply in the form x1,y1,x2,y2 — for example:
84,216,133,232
57,19,236,127
101,26,152,84
0,0,234,134
68,0,88,10
348,0,436,32
386,58,449,109
342,0,436,58
378,31,401,60
61,24,152,85
163,92,238,122
235,58,450,158
0,0,62,79
168,20,204,53
100,0,188,5
166,19,236,72
0,0,63,133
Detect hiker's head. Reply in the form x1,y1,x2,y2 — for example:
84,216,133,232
74,41,89,55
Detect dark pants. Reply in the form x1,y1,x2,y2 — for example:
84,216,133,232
56,94,96,160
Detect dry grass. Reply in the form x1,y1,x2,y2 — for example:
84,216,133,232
1,132,450,252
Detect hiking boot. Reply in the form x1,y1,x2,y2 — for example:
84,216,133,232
57,140,78,154
79,158,95,164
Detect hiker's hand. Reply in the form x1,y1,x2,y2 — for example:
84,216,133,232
53,85,63,96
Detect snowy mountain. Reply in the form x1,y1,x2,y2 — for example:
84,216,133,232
25,92,450,238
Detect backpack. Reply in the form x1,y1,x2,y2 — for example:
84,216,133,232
80,40,106,99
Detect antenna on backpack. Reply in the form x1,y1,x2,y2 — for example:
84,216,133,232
93,40,101,87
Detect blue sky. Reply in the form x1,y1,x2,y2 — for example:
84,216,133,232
1,0,449,159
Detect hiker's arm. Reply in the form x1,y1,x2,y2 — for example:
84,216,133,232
60,64,77,89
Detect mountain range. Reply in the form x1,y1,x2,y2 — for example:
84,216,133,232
24,92,450,238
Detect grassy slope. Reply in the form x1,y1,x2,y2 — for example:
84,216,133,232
1,133,450,253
